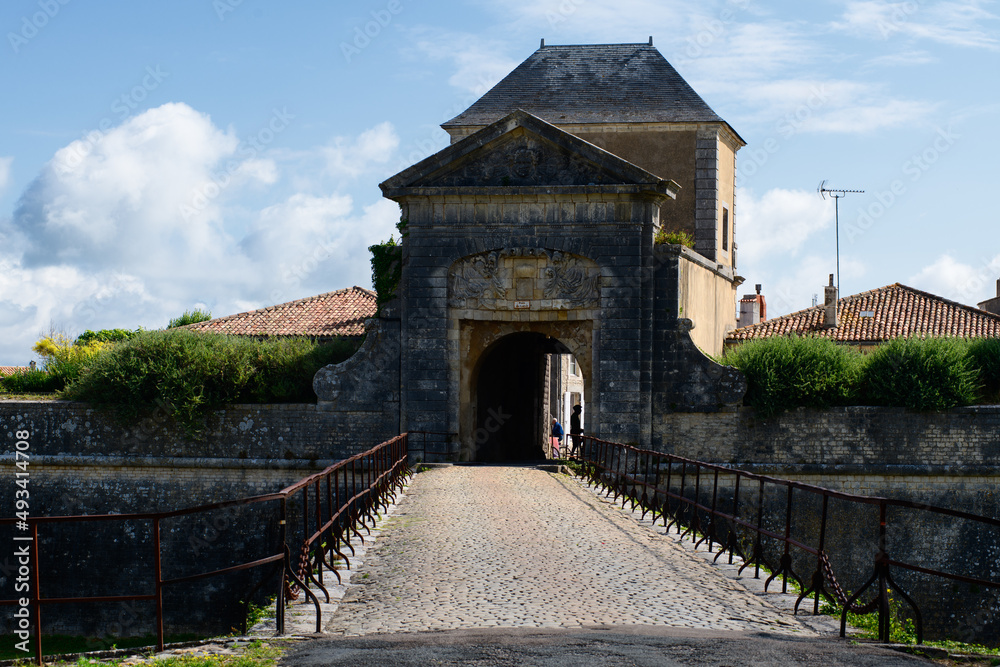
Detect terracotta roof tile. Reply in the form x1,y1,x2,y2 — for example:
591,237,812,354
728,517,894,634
183,287,376,340
726,283,1000,344
0,366,29,376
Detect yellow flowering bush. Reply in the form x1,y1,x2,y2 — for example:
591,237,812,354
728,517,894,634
32,334,110,385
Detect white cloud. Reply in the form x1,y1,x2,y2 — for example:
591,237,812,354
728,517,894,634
0,157,11,193
908,253,1000,305
241,194,397,301
834,0,1000,50
406,28,520,96
863,49,938,67
736,187,835,266
0,105,403,364
322,122,400,178
734,187,861,316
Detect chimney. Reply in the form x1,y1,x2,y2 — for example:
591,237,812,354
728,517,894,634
824,274,838,328
977,278,1000,315
737,284,767,328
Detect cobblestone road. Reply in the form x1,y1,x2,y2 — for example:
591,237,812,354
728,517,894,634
324,466,819,636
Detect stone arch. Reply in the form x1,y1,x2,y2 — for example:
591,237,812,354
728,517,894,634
462,326,593,462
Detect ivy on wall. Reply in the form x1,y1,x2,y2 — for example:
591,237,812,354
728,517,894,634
369,219,407,309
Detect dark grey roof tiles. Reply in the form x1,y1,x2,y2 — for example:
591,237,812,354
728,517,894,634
443,43,725,128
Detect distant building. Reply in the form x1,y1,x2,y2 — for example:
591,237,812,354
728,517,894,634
725,282,1000,351
979,279,1000,316
183,286,376,343
737,284,766,328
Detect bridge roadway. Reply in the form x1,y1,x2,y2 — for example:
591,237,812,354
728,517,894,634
285,466,929,664
327,465,807,634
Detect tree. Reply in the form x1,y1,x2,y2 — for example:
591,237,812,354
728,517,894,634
167,310,212,329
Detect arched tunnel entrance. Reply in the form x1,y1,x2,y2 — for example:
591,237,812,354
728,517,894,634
472,332,580,462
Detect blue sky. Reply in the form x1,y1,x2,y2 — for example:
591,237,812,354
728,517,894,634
1,0,998,364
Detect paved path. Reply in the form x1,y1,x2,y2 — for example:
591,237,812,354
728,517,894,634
323,466,817,636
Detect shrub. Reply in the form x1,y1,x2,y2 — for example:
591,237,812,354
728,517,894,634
654,228,695,247
967,338,1000,403
859,337,980,410
167,309,213,329
0,369,62,393
722,336,863,418
64,330,359,433
75,328,142,345
32,334,109,387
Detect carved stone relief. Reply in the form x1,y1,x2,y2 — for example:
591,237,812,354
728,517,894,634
449,248,600,311
427,134,614,188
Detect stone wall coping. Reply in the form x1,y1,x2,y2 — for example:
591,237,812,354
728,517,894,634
656,244,737,282
735,404,1000,416
718,463,1000,477
0,454,342,470
0,400,319,412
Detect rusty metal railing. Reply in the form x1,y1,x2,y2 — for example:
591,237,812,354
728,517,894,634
0,433,410,664
575,436,1000,644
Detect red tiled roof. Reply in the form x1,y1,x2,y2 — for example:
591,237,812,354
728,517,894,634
0,366,29,376
726,283,1000,344
184,287,376,339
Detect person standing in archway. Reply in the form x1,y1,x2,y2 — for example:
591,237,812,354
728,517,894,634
569,404,583,459
550,417,564,458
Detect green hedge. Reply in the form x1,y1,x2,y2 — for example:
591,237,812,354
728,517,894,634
721,336,862,418
723,335,996,417
859,337,980,411
968,338,1000,403
0,369,63,393
63,330,359,434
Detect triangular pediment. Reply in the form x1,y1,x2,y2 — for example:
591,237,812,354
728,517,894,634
380,110,679,196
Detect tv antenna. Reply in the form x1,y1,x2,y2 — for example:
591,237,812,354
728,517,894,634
818,180,864,296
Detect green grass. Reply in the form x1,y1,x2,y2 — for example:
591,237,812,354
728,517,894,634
3,638,284,667
821,600,1000,657
0,633,200,661
0,391,60,401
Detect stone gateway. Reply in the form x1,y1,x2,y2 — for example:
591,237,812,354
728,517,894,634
313,43,747,460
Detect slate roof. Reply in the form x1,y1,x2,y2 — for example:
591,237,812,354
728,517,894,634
443,43,728,129
726,283,1000,345
184,287,376,340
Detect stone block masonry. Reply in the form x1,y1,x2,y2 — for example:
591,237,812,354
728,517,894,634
0,400,398,637
653,405,1000,644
